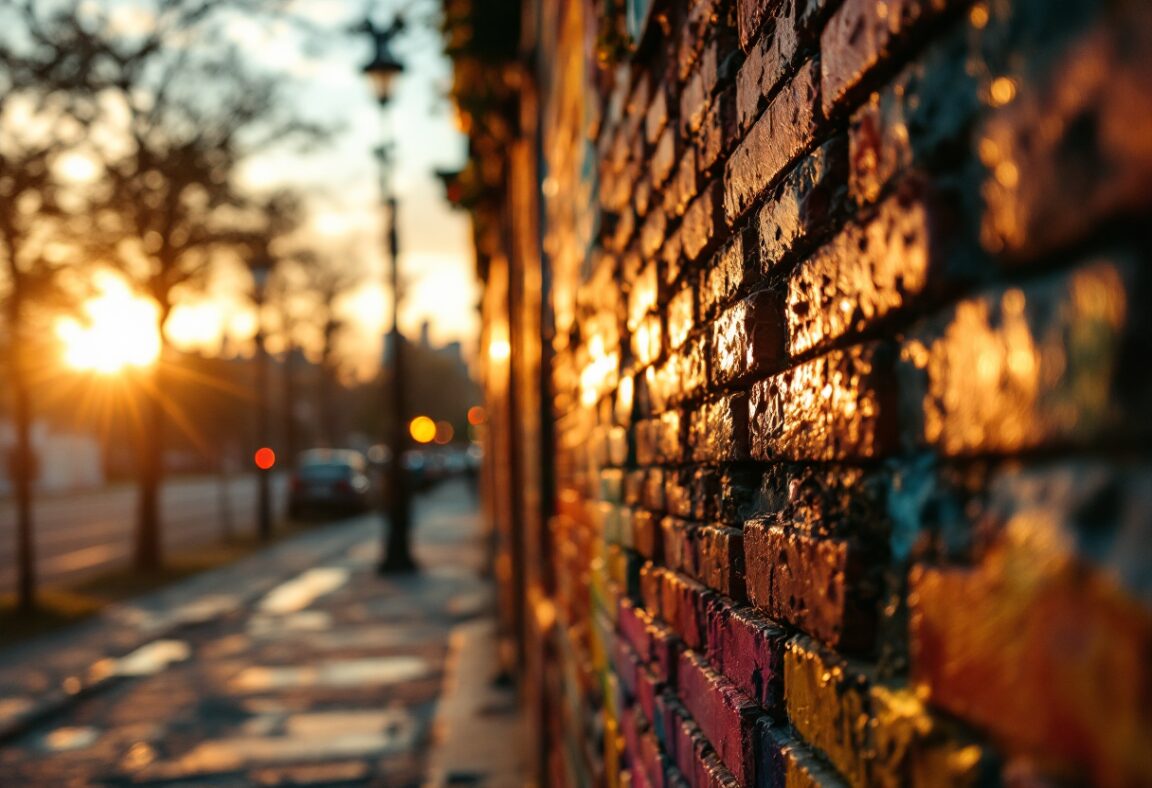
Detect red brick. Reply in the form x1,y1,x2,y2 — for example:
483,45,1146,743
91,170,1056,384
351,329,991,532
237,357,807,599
820,0,956,116
738,0,780,51
698,232,752,322
749,342,897,462
646,337,707,411
710,289,787,386
664,145,699,218
689,395,750,464
705,600,786,711
661,517,701,579
634,508,664,561
659,570,714,650
677,650,761,784
681,179,724,263
758,134,849,274
680,40,720,137
697,525,747,601
698,85,738,176
736,0,809,133
786,189,935,357
678,0,723,81
651,126,678,189
724,58,820,223
744,520,879,652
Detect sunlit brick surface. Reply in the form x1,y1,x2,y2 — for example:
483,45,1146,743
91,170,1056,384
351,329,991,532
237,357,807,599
448,0,1152,783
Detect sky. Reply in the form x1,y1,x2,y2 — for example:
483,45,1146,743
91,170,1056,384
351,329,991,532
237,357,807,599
172,0,478,375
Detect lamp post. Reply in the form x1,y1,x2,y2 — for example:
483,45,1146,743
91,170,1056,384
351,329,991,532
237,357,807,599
361,17,415,573
249,249,274,543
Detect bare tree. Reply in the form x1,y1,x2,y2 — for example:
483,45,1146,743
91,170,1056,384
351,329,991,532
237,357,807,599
0,35,89,611
0,0,326,570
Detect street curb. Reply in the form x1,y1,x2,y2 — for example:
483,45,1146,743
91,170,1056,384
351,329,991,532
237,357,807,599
422,617,529,788
0,516,379,745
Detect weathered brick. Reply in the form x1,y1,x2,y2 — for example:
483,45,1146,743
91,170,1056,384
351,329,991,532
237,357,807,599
678,0,723,81
738,0,778,52
681,40,720,137
678,650,762,784
758,134,849,273
665,469,694,520
899,258,1152,456
848,28,977,206
691,467,722,522
634,508,664,561
699,85,738,176
661,517,701,579
697,525,746,600
784,635,873,787
669,705,742,788
711,289,787,387
736,0,826,131
690,394,750,464
749,342,898,462
660,571,715,650
648,619,682,686
681,179,724,263
909,463,1152,786
786,189,937,357
820,0,956,116
698,232,753,322
647,85,671,144
669,147,700,220
651,126,678,190
705,600,787,711
717,467,764,526
724,58,820,222
744,520,880,652
647,337,707,412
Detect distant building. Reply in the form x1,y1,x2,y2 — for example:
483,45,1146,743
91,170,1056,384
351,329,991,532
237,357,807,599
0,420,104,495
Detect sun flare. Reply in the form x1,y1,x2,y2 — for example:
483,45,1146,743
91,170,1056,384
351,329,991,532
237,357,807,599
57,274,162,373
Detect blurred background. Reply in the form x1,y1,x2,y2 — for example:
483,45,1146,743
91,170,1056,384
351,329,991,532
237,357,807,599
0,0,481,610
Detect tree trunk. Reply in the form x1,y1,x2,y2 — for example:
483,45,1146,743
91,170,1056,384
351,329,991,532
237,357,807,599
134,363,165,571
10,338,37,613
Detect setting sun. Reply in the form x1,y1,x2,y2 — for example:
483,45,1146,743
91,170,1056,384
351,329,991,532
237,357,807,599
57,273,162,373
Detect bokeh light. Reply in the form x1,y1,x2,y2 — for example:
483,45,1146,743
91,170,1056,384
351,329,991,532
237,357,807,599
254,447,276,470
409,415,436,444
467,405,486,425
56,273,161,373
434,421,454,444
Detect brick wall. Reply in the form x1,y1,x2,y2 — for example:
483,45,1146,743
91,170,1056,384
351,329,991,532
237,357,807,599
444,0,1152,784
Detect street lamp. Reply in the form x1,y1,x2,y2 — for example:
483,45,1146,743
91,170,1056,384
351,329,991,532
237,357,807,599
360,16,416,573
249,248,274,543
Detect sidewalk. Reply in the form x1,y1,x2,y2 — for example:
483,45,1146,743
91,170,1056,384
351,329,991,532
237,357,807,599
0,480,528,786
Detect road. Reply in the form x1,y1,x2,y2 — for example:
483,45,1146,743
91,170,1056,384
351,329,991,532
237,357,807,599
0,474,289,595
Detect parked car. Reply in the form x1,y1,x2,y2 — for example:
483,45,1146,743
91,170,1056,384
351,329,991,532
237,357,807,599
287,449,373,518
